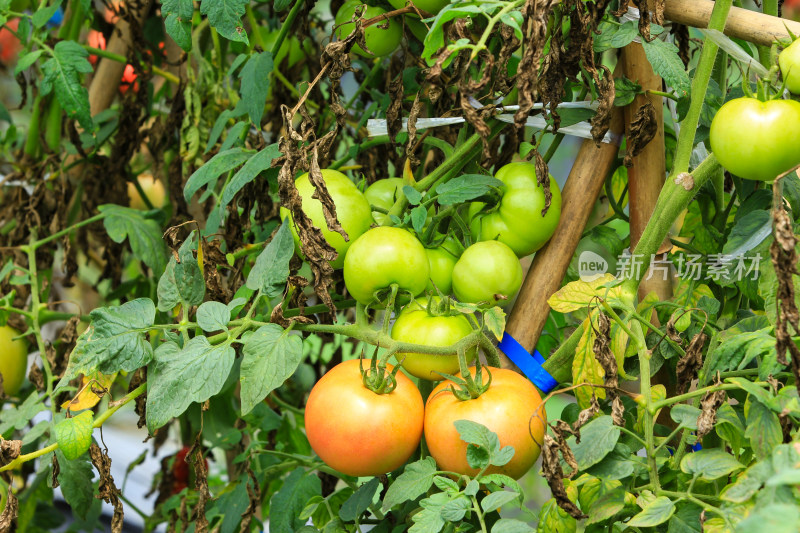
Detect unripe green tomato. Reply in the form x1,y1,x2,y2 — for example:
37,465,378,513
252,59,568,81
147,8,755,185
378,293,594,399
343,226,430,304
425,246,458,294
779,39,800,95
0,325,28,397
279,169,373,269
391,299,475,380
709,97,800,181
468,162,562,257
364,177,403,225
334,2,402,58
452,240,523,306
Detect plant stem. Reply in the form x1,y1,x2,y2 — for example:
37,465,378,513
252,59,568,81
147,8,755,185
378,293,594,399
650,381,769,412
81,46,180,85
32,213,106,249
630,320,660,490
271,0,306,58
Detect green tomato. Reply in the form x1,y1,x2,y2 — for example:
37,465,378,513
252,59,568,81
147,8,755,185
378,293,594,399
334,2,402,58
391,298,476,380
569,236,618,282
468,162,562,257
0,325,28,397
779,39,800,95
425,246,458,294
709,97,800,182
364,178,404,225
387,0,450,15
343,226,430,304
279,169,373,269
452,240,523,306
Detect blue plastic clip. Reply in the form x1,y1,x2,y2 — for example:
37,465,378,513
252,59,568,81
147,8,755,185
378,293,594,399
497,332,559,393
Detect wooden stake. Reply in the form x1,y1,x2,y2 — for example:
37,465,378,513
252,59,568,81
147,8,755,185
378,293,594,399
500,108,624,366
664,0,800,47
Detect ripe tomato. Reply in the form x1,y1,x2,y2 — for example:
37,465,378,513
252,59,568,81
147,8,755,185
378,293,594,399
780,39,800,95
451,240,522,306
304,359,424,476
425,245,458,294
468,162,562,257
424,367,546,479
343,226,430,304
87,30,107,66
128,174,167,210
0,19,21,67
280,169,373,269
390,298,475,380
0,325,28,397
119,64,139,94
709,97,800,181
334,1,402,58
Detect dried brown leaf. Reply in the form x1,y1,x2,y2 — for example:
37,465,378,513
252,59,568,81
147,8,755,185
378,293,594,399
675,332,707,394
623,101,658,167
697,388,726,439
90,443,124,533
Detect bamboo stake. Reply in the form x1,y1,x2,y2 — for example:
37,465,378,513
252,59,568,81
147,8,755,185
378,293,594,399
664,0,800,46
500,108,624,368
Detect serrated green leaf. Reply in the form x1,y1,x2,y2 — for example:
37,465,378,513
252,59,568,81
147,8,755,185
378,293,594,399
32,3,61,29
481,491,520,512
99,205,167,274
680,449,743,480
220,143,280,209
183,148,251,201
157,235,205,311
239,324,302,415
381,457,437,511
146,337,236,431
594,20,638,52
435,174,504,205
745,396,782,460
493,518,535,533
239,51,273,125
641,37,690,97
196,301,230,332
41,40,93,131
162,0,194,51
200,0,249,44
568,416,619,470
339,477,380,521
54,411,93,460
245,218,293,296
55,449,94,520
14,50,44,75
670,404,701,430
269,468,322,533
411,205,427,233
627,496,675,528
403,185,423,205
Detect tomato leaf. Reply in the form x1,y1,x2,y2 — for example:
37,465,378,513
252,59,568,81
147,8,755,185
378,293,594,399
100,205,168,274
196,301,231,332
744,396,782,460
641,37,691,98
435,174,505,205
41,40,93,131
269,468,322,532
162,0,193,51
184,148,252,201
483,306,506,341
572,316,606,408
239,324,302,415
490,518,534,533
66,298,156,377
627,496,675,528
157,234,205,312
339,478,380,522
547,274,629,313
593,20,638,53
670,404,702,430
54,410,93,460
735,504,800,533
146,337,236,431
199,0,249,44
245,218,294,297
238,52,274,126
54,449,95,520
568,416,619,470
411,205,428,233
680,449,744,480
481,491,520,513
454,420,514,468
381,457,437,511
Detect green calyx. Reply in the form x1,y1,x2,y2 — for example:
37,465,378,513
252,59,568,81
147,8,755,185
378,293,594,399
438,363,493,401
359,356,402,395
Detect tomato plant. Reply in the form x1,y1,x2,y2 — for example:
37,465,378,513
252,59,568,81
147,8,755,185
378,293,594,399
390,297,476,380
709,97,800,181
425,367,546,479
304,359,424,476
4,0,800,531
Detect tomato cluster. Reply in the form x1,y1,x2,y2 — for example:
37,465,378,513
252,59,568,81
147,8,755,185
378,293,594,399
304,361,546,480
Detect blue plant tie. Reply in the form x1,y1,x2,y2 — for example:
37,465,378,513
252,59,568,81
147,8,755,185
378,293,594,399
497,332,558,393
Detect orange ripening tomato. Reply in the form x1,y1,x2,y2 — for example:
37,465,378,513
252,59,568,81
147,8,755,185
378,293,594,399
304,359,424,477
424,367,546,480
0,19,22,67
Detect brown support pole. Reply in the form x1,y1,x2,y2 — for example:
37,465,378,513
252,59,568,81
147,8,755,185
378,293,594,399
500,108,624,367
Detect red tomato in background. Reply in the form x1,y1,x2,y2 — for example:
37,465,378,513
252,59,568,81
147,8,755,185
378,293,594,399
87,30,107,66
304,359,424,477
0,19,22,67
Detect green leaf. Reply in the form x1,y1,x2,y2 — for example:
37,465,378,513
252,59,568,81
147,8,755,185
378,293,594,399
54,411,93,460
32,3,61,28
68,298,155,375
0,393,46,434
220,143,280,209
245,218,294,297
269,468,322,533
422,4,486,60
41,40,93,131
721,209,771,257
484,307,506,340
339,477,380,521
586,488,626,525
381,457,437,511
670,404,701,430
594,20,638,52
627,496,675,528
736,504,800,533
666,503,702,533
454,419,514,467
481,491,520,512
538,497,578,531
572,317,605,408
403,185,423,205
411,206,428,234
707,327,774,375
745,396,782,460
613,76,642,107
239,51,273,125
183,148,251,201
440,494,471,521
680,449,743,480
146,337,236,431
14,50,44,75
492,518,534,533
196,301,230,332
162,0,194,51
435,174,505,205
239,324,303,415
99,205,168,274
157,235,205,312
200,0,249,44
568,416,620,470
55,449,94,520
641,37,691,97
